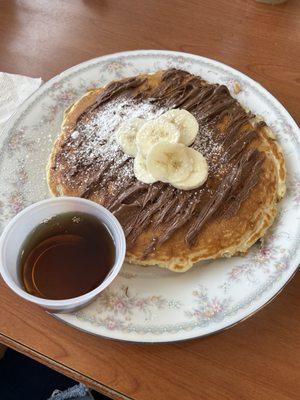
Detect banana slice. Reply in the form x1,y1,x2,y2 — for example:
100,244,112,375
116,118,145,157
147,142,193,183
134,152,157,184
136,119,180,156
160,109,198,146
171,148,208,190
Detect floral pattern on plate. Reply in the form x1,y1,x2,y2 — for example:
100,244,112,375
0,51,299,342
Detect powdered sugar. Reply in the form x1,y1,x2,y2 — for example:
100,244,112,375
66,97,166,187
63,96,228,188
71,130,79,140
192,124,228,176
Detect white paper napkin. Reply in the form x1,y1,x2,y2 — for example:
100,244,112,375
0,72,42,134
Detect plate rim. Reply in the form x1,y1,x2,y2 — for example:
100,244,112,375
52,265,299,344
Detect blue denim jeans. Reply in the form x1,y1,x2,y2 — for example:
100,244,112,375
47,383,94,400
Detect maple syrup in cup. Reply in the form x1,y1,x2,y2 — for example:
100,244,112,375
20,212,115,300
0,197,126,312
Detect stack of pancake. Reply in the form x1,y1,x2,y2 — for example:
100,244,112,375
47,69,286,272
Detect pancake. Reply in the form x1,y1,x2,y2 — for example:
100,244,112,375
47,69,286,272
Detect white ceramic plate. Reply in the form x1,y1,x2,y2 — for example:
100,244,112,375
0,51,299,343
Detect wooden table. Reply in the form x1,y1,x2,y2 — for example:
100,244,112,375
0,1,299,399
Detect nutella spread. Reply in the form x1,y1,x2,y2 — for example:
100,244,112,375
53,69,264,257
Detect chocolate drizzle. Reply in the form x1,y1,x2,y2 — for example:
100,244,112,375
54,69,264,257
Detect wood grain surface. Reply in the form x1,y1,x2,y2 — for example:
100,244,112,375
0,1,299,399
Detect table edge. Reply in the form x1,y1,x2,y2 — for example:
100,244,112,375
0,332,132,400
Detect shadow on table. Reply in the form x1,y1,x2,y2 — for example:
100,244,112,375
0,349,108,400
